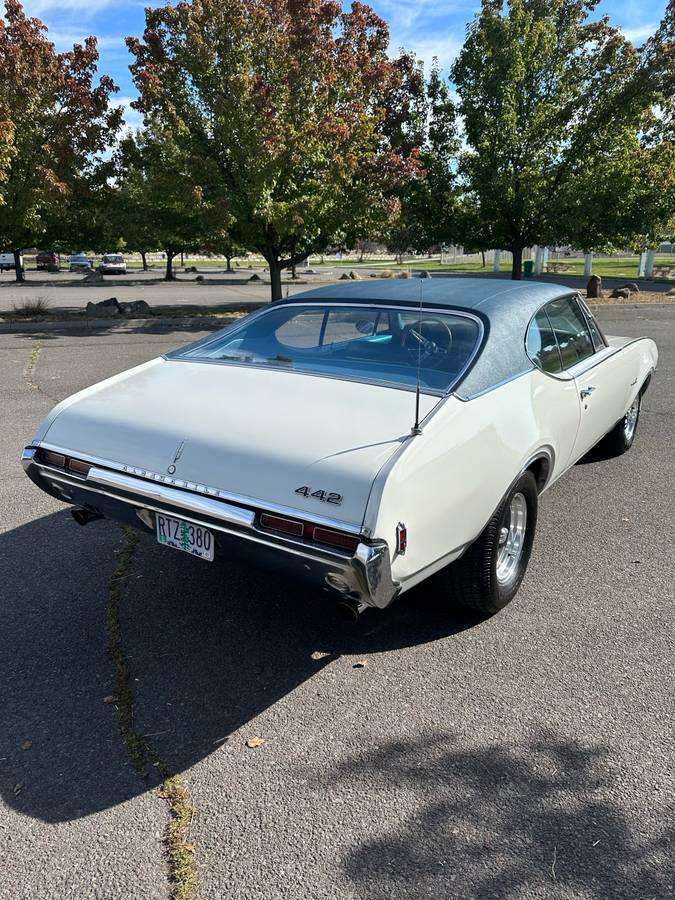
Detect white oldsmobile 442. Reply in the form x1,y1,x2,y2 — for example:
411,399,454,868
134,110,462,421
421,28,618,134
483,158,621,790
22,279,657,619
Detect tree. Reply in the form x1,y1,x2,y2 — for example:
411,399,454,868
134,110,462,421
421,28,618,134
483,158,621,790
112,125,211,280
451,0,668,279
127,0,422,300
0,0,121,280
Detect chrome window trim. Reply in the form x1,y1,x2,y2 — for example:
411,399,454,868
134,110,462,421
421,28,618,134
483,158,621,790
576,294,608,351
524,293,610,382
33,441,365,536
164,302,485,399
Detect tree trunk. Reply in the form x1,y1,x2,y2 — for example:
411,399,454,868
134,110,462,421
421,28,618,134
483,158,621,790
14,249,24,283
164,250,175,281
481,249,486,268
269,260,283,301
511,243,523,280
225,255,233,273
140,250,148,271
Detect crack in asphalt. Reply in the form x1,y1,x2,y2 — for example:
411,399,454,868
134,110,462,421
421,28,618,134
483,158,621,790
24,342,41,390
106,526,198,900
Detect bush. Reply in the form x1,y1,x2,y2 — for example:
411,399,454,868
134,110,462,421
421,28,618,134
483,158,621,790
11,296,51,318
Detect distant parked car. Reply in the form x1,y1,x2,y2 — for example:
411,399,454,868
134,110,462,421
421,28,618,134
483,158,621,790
99,254,127,275
36,251,60,271
0,251,24,272
69,253,92,272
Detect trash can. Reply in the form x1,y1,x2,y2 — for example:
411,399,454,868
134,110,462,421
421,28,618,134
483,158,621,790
523,260,534,278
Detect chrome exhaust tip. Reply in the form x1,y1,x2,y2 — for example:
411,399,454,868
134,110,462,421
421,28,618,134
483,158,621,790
71,507,103,527
336,597,368,623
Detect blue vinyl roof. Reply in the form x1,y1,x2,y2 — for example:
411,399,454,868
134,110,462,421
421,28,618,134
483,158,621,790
285,277,576,398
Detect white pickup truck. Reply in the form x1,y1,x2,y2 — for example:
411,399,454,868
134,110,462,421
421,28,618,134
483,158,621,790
0,251,24,272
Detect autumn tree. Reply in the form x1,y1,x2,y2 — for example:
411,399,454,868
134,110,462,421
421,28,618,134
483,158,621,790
112,125,211,280
127,0,422,301
0,0,121,280
452,0,669,279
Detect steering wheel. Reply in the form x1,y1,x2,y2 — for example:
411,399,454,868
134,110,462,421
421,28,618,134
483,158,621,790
404,320,453,364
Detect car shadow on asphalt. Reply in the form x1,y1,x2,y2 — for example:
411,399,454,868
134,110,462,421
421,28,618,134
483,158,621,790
1,509,483,824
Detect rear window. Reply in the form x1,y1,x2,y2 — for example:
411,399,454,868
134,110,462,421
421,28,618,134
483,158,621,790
170,304,482,393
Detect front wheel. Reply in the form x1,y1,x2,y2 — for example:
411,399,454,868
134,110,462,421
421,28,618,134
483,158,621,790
441,470,538,615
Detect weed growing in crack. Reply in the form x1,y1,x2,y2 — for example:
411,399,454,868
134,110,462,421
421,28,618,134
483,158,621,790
105,526,197,899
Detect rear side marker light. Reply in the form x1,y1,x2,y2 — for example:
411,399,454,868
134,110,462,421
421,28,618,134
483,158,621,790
312,527,360,553
396,522,407,555
260,513,304,537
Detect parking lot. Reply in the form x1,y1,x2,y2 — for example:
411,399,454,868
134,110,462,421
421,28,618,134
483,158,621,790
1,306,673,899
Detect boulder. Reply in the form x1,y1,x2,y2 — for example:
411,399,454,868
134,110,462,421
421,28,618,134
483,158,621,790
586,274,603,299
397,271,411,279
667,287,675,296
420,270,432,279
348,270,361,280
339,273,351,280
378,271,393,278
86,298,120,317
248,273,263,282
184,265,198,273
610,287,631,300
618,282,640,294
195,274,205,281
120,300,151,317
83,269,104,284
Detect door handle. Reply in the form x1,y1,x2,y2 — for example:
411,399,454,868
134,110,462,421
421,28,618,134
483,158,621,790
580,386,596,399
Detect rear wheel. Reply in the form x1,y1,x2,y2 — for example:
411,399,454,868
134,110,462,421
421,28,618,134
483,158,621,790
441,470,538,615
601,394,640,456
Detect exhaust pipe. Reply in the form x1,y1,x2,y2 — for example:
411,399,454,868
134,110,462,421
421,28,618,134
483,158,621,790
336,597,368,623
71,507,103,527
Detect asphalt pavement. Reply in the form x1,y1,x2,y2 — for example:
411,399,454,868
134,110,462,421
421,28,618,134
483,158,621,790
0,306,673,899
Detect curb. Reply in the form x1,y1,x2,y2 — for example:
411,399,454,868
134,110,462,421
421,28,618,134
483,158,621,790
1,301,672,334
0,315,237,334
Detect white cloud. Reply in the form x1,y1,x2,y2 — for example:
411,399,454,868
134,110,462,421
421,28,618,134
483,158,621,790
621,22,657,43
46,29,124,50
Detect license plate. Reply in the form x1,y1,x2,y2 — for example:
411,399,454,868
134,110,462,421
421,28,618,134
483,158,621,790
156,513,214,562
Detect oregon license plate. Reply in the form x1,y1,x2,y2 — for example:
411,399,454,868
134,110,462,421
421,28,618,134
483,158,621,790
156,513,214,561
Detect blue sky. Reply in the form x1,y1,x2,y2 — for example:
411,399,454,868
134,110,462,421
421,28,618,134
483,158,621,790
19,0,668,131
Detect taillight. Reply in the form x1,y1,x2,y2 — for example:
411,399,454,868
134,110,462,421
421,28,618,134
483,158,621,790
258,512,359,554
40,450,90,477
42,450,66,468
260,513,304,537
312,527,360,553
68,458,91,476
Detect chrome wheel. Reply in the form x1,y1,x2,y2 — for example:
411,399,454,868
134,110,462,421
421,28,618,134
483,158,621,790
496,492,528,585
623,397,639,442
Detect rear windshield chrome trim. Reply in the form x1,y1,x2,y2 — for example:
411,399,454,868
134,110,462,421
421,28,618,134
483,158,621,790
164,303,485,398
36,441,365,536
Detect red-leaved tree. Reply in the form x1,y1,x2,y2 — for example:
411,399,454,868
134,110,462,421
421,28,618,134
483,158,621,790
0,0,121,280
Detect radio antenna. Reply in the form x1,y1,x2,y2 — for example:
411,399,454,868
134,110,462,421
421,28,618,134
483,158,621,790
411,276,424,435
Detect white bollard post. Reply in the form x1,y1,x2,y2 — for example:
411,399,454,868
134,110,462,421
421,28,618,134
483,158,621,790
637,252,646,277
542,247,549,272
645,249,656,279
493,249,501,273
583,253,593,277
532,245,540,275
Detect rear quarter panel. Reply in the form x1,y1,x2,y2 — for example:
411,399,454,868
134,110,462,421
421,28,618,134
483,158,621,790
365,369,581,592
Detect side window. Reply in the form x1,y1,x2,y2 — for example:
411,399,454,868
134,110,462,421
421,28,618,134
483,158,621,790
526,309,562,373
578,299,607,351
544,296,595,369
274,309,325,348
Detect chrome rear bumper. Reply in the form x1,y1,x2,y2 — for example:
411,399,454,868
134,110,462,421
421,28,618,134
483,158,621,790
21,447,399,609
